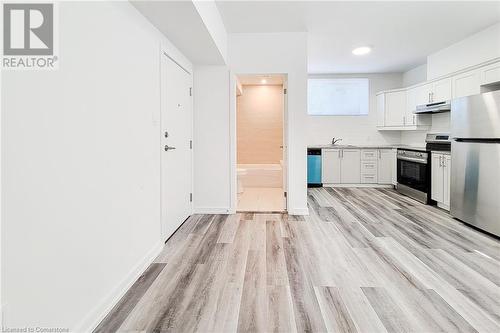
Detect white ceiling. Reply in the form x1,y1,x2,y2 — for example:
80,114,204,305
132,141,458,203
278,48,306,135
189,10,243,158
216,1,500,73
132,1,225,65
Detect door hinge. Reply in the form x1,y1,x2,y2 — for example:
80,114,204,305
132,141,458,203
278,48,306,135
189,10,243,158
284,88,287,94
189,140,192,149
189,87,192,96
190,193,193,202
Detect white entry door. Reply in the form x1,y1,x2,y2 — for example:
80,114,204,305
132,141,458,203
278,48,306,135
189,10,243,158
161,54,192,241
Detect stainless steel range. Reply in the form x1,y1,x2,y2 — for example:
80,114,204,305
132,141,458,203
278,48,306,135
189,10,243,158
396,133,451,204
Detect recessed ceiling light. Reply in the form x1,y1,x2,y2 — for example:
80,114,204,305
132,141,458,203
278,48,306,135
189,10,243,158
261,79,267,84
352,46,372,56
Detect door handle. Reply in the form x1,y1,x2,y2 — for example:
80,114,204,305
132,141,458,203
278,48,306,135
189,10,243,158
164,145,176,151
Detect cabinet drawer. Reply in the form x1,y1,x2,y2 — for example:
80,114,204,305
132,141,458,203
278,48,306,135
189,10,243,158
361,161,378,174
361,174,378,184
361,149,378,160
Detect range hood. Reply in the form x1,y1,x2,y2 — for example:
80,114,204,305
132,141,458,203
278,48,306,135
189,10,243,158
415,101,451,114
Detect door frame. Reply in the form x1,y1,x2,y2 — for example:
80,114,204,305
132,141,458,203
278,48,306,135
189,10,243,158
160,49,194,241
229,73,289,213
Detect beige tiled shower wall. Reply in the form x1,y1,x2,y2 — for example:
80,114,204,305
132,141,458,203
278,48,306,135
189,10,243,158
237,85,284,164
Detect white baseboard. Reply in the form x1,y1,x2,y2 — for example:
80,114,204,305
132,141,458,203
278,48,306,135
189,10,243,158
193,207,231,214
288,207,309,215
73,241,163,332
323,184,394,188
437,202,450,211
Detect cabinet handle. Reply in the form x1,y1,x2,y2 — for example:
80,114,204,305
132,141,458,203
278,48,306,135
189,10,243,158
338,150,341,158
403,116,406,126
428,92,431,103
413,115,416,125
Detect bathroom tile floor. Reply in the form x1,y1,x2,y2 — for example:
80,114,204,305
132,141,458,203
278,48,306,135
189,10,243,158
237,187,285,212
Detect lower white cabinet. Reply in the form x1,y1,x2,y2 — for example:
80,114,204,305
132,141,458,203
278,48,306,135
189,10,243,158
342,150,361,183
322,149,341,183
378,149,394,184
322,149,360,184
431,152,451,209
322,148,395,186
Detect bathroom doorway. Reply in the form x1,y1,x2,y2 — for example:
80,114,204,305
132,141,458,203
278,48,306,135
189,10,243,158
235,74,287,212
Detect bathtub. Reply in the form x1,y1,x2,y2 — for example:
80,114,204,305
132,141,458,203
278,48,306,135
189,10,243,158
237,163,283,188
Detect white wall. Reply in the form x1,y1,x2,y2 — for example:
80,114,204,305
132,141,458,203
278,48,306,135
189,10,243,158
1,2,191,330
427,22,500,79
306,73,403,146
229,32,308,214
402,64,427,86
193,66,231,213
400,113,451,146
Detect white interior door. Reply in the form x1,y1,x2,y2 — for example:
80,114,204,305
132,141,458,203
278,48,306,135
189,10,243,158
161,54,192,241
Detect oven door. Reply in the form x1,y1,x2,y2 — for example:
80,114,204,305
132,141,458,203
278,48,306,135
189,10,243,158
397,156,429,193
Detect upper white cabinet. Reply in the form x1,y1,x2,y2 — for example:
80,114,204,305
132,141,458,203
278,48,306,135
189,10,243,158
432,78,452,103
481,61,500,86
384,90,406,127
415,83,433,106
376,59,499,131
377,90,406,127
406,87,431,128
378,89,430,130
415,79,452,105
452,69,481,98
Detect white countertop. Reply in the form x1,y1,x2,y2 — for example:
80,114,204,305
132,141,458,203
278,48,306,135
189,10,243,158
307,144,427,152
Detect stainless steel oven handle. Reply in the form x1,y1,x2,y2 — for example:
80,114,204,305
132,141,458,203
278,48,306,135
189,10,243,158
397,155,427,164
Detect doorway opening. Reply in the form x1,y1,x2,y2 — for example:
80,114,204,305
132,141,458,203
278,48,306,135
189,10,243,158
235,74,287,212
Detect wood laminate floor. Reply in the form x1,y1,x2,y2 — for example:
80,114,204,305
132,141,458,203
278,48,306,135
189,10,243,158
237,187,285,212
95,188,500,333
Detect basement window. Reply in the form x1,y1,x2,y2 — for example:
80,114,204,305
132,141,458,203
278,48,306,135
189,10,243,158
308,78,369,116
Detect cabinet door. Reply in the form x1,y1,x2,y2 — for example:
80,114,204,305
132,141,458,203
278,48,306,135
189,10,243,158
391,149,397,185
405,87,417,126
384,91,406,127
415,83,433,106
378,149,393,184
453,70,480,98
341,149,361,184
431,153,443,203
443,155,451,206
322,150,341,184
376,94,385,127
432,78,452,103
481,61,500,86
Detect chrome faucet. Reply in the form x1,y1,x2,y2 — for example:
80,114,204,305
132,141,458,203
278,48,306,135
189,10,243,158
331,137,343,145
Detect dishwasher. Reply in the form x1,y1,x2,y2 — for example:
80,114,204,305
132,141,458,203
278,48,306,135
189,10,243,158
307,148,322,187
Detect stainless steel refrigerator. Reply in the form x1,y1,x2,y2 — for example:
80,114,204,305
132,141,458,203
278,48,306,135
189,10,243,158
451,90,500,237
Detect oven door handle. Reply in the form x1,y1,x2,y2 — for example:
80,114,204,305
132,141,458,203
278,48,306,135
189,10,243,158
397,156,427,164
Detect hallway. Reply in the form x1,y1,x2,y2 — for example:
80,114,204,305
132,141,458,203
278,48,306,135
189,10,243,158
95,188,500,332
